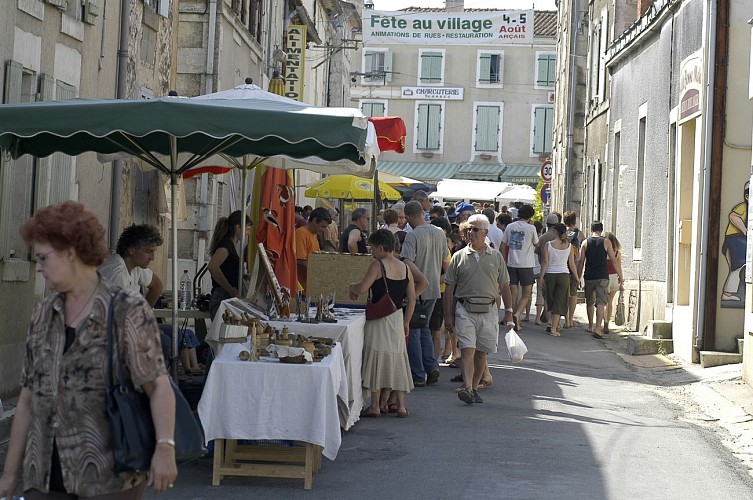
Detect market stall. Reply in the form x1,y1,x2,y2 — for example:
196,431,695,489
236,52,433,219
198,341,348,489
206,298,366,430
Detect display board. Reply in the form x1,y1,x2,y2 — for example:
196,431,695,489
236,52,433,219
306,252,374,306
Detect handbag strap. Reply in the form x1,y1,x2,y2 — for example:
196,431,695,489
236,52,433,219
368,260,391,301
106,291,126,389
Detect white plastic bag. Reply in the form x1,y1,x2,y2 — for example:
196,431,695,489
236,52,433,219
505,329,528,363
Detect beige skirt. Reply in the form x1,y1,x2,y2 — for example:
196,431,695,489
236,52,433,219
362,309,414,393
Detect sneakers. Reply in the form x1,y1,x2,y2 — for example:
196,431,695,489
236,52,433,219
426,368,440,385
472,390,484,404
413,379,426,387
457,387,484,404
457,387,474,404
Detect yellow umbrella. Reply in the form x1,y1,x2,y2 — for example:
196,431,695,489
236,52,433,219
305,174,401,200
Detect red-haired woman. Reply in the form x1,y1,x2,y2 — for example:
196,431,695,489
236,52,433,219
0,201,177,499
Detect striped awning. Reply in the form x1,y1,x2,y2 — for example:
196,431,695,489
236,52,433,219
454,163,506,181
377,161,462,182
499,164,540,184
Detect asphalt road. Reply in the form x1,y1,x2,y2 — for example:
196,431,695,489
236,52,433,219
144,318,753,500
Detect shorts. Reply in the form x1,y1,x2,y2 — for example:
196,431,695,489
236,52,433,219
569,273,579,297
584,279,609,307
429,294,445,331
544,273,570,316
508,267,535,286
608,274,620,293
454,303,499,354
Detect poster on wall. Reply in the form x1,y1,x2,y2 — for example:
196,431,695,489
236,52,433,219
363,10,533,45
721,180,749,308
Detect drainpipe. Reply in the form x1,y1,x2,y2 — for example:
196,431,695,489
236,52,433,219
565,0,580,211
695,0,720,350
206,0,217,94
110,0,131,250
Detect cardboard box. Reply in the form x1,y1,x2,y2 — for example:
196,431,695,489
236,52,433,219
306,252,373,306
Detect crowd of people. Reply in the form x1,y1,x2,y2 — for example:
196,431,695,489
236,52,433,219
341,191,626,412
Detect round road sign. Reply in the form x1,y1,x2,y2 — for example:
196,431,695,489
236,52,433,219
541,160,553,182
541,183,550,205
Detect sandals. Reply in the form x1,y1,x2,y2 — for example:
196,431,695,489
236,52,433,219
450,374,464,383
360,409,380,418
591,332,604,339
448,359,461,369
397,409,409,418
387,403,399,414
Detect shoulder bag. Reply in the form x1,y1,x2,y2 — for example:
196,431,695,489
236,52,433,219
614,290,626,326
105,292,205,474
365,261,397,320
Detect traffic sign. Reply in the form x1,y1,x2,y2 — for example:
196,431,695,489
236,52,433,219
540,160,552,182
541,183,550,205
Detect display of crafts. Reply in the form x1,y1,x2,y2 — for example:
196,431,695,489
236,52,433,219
223,309,334,364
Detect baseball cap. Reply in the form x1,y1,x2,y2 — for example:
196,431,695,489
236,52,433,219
545,213,559,225
452,202,476,218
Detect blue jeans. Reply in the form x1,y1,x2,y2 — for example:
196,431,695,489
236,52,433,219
407,299,439,382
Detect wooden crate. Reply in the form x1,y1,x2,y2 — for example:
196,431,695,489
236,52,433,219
306,252,373,306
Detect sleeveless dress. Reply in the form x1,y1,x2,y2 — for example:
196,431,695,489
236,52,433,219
362,260,414,393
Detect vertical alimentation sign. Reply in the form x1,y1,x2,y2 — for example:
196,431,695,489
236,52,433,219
285,25,306,102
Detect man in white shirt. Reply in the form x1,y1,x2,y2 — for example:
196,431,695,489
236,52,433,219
99,224,203,374
482,208,503,250
501,204,539,330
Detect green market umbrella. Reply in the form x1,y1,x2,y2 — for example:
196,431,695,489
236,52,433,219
0,95,375,374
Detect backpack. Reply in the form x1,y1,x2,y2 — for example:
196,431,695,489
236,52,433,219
568,228,581,257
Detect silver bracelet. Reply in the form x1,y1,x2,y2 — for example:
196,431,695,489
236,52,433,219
157,438,176,448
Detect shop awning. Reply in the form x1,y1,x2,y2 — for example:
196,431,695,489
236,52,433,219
376,161,462,182
499,164,540,184
454,162,506,181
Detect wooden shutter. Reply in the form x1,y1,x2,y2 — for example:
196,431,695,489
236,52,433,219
546,55,556,86
536,55,548,85
421,52,441,83
426,104,441,149
479,54,491,84
383,52,392,82
158,0,170,17
475,106,500,152
49,82,77,205
45,0,68,8
34,74,56,209
4,60,23,104
598,9,608,101
84,0,101,24
533,107,553,154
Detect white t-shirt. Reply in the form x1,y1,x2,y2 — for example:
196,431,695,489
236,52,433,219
486,223,504,251
99,253,154,294
502,220,539,268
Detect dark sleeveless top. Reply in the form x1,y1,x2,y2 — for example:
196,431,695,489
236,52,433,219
370,261,409,307
583,236,608,280
340,224,368,254
211,237,240,290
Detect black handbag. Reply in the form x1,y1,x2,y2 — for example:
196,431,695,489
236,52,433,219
106,292,205,474
365,261,397,320
408,298,429,329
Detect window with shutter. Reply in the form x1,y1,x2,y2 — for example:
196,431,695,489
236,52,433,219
474,105,501,153
535,53,556,87
477,52,502,86
416,103,442,151
1,61,36,260
532,106,554,154
83,0,101,24
363,50,391,84
419,51,443,84
361,101,385,117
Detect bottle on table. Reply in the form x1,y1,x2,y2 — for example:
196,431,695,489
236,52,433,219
179,270,192,310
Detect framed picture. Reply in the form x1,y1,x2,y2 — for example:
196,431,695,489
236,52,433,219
257,242,285,313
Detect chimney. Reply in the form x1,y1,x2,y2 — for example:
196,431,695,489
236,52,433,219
637,0,654,18
445,0,464,13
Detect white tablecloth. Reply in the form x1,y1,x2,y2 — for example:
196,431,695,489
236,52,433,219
207,299,366,430
197,342,348,461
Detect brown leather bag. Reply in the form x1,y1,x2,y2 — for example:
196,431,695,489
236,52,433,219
365,261,397,320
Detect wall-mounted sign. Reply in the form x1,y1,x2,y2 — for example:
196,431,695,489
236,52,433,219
678,50,703,124
364,10,533,45
401,87,464,100
285,25,306,101
540,183,550,205
540,160,552,182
